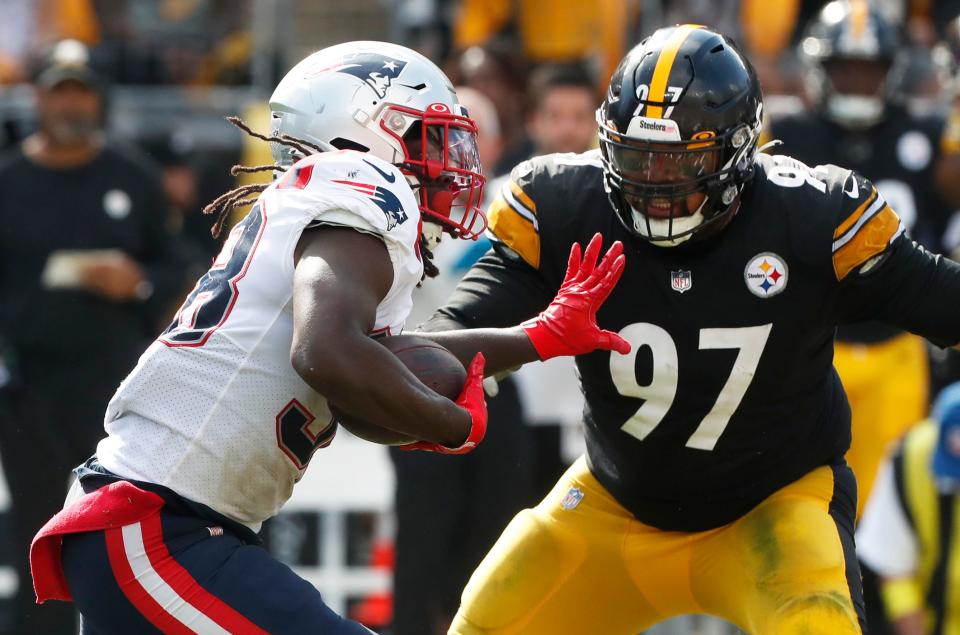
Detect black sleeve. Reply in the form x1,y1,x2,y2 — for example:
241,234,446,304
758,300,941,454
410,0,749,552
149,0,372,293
422,243,555,332
835,236,960,348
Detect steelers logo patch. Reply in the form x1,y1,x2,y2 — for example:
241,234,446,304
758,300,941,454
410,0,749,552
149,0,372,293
744,252,788,298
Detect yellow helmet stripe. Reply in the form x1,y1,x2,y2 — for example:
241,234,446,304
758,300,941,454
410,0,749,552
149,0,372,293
850,0,868,41
646,24,704,119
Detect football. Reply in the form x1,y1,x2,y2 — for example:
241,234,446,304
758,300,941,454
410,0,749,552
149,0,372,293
329,334,467,445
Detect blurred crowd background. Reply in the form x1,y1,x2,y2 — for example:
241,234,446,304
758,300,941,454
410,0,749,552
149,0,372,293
4,1,960,634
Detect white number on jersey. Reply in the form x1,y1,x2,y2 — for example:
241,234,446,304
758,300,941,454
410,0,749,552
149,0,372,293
161,205,265,347
610,323,772,451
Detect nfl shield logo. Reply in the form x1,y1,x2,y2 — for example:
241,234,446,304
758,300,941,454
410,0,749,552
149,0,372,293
560,487,584,510
671,270,692,293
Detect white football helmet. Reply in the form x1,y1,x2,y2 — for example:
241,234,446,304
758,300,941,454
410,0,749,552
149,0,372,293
269,41,486,239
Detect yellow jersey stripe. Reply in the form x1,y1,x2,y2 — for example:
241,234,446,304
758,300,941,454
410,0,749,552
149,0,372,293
646,24,703,119
832,206,901,280
487,196,540,269
509,181,537,215
833,186,878,240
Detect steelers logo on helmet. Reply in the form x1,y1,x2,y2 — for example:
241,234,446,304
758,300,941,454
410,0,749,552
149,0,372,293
597,25,762,247
744,252,788,298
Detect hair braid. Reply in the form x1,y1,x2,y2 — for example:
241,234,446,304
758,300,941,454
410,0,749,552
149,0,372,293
418,234,439,279
202,116,319,238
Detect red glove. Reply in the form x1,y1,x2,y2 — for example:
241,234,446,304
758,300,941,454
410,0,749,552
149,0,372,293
521,233,631,360
400,352,487,454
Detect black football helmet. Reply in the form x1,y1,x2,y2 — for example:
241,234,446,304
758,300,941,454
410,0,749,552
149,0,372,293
598,25,762,247
799,0,900,128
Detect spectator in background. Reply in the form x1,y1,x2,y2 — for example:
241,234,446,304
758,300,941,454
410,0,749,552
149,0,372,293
525,62,597,157
387,86,538,635
457,86,504,179
0,39,184,635
452,0,632,96
858,381,960,635
142,129,222,268
455,43,531,176
0,0,36,84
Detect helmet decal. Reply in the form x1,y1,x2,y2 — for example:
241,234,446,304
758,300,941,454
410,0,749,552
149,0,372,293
643,24,703,119
306,53,408,99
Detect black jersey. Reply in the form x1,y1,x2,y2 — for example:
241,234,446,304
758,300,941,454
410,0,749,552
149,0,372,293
771,107,952,343
427,150,960,531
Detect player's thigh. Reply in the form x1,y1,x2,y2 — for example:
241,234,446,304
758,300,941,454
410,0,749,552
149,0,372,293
450,458,654,635
699,464,866,635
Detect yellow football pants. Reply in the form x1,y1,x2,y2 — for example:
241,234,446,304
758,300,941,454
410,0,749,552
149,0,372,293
450,457,864,635
835,333,928,519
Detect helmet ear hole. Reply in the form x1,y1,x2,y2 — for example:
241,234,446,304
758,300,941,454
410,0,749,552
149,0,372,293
330,138,370,152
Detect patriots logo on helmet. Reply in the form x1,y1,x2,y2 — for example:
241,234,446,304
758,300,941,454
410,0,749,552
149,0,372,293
332,179,409,230
307,53,408,99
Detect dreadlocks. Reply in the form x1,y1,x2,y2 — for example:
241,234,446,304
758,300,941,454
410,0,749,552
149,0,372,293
202,116,323,238
203,116,439,279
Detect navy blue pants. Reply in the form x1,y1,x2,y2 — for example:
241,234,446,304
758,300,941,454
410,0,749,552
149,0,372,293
60,507,374,634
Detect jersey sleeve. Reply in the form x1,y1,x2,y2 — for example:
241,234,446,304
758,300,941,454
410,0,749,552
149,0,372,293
485,161,545,270
828,170,905,282
277,153,419,243
827,171,960,347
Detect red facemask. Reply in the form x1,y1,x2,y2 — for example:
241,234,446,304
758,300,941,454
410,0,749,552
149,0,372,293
380,103,487,240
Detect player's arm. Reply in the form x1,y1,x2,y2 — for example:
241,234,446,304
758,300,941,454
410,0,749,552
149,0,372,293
828,174,960,347
836,229,960,348
420,163,629,371
290,226,474,449
422,233,629,374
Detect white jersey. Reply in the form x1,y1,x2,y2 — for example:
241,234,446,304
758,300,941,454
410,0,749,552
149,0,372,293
97,151,423,530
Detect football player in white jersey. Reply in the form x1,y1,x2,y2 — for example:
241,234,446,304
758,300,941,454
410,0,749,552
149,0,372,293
29,42,629,634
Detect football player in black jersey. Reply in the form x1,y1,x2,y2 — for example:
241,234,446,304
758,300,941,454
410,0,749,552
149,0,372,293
419,24,960,635
770,0,954,522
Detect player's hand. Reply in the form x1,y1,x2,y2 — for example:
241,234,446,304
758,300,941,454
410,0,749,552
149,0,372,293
521,233,630,360
77,253,148,302
400,353,487,455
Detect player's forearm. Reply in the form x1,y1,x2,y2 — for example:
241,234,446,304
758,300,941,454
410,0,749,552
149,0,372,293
416,326,539,376
292,336,469,446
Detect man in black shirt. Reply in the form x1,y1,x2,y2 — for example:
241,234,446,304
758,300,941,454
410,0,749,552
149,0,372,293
425,25,960,635
0,40,183,635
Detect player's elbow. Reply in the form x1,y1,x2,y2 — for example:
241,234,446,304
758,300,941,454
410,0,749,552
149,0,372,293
290,338,359,400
